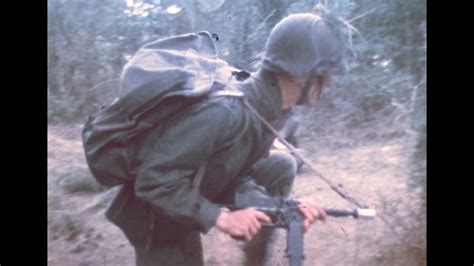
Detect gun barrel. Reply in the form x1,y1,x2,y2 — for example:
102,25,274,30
323,208,376,218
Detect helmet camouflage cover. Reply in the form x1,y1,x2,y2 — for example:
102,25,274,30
262,13,349,82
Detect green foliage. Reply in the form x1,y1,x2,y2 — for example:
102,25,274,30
48,90,85,123
48,0,426,137
49,212,84,239
51,161,103,194
57,169,103,194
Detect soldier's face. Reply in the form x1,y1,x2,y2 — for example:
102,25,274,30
302,74,330,107
276,73,330,109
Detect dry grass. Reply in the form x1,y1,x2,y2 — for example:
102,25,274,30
48,125,134,266
47,119,426,265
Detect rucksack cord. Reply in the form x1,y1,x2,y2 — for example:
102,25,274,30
242,98,369,209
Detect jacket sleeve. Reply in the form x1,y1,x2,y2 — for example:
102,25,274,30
134,103,235,233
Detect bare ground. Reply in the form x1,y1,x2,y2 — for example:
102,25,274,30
48,123,426,266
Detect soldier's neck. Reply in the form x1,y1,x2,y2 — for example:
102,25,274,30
242,69,286,121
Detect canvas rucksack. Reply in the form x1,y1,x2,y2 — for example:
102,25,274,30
82,31,244,187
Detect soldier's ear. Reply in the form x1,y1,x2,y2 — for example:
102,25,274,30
310,73,330,89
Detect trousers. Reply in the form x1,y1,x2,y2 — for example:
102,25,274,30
132,149,297,266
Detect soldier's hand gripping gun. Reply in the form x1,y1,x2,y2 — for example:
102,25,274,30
225,194,376,266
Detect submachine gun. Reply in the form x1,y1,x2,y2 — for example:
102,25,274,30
226,194,376,266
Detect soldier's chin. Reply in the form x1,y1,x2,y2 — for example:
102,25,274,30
306,95,320,107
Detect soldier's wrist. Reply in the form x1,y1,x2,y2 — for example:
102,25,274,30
215,208,231,231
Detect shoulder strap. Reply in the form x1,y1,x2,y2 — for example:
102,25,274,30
208,90,244,98
243,95,369,209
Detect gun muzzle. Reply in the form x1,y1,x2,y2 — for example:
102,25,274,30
323,208,376,219
356,208,376,219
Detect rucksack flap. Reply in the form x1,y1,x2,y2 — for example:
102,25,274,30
119,31,232,103
83,31,236,187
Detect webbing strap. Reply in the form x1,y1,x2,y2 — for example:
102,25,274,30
242,96,368,209
208,89,244,98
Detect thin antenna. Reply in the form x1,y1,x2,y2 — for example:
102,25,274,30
347,5,383,23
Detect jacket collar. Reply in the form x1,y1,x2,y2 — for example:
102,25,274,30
240,69,289,123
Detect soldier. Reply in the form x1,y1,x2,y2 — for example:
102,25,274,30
105,13,347,266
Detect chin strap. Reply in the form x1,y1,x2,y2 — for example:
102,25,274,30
296,83,311,105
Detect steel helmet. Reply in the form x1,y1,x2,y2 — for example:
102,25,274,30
261,13,348,83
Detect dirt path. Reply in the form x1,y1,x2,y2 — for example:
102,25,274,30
48,124,425,266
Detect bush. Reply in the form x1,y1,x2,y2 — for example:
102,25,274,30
48,90,86,123
48,212,85,241
56,167,103,194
